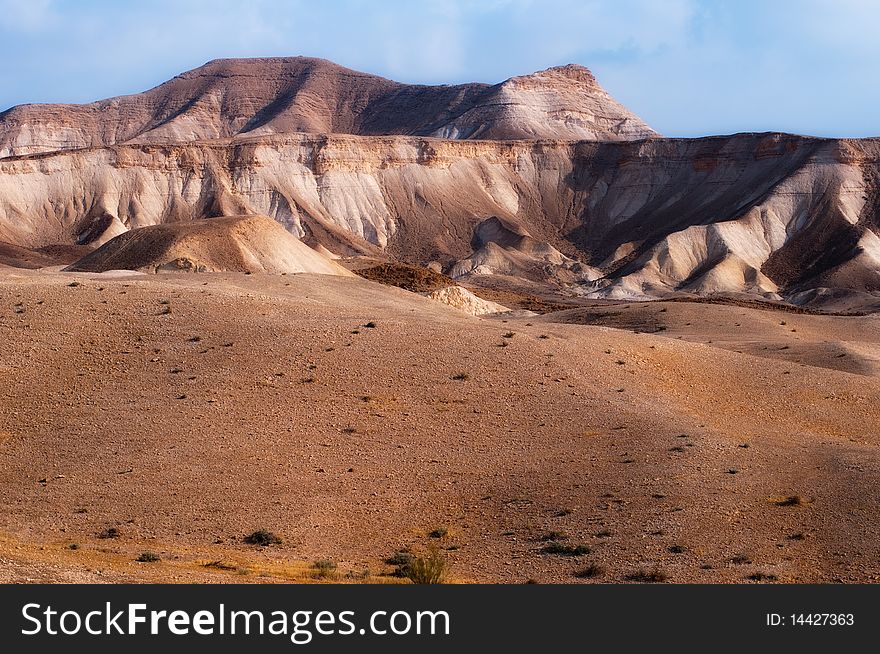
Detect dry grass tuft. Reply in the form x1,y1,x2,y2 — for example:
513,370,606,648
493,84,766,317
626,568,667,583
773,495,812,507
574,563,606,579
404,547,447,584
136,551,161,563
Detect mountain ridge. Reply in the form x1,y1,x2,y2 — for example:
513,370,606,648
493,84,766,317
0,56,657,158
1,129,878,309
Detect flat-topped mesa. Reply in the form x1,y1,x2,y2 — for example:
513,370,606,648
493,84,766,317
0,56,658,157
510,64,600,87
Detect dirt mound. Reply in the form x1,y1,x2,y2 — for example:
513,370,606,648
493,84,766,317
64,215,353,275
450,217,596,284
354,262,454,292
0,242,94,269
425,285,510,316
0,242,61,269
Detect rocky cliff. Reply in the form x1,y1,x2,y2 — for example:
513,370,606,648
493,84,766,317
1,131,878,306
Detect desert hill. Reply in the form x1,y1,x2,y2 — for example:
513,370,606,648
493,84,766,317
0,57,657,158
65,214,352,275
449,216,592,284
0,241,64,269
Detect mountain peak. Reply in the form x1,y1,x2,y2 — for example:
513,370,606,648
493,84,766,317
183,56,354,76
531,64,599,85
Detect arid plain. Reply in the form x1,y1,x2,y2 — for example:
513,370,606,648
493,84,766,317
2,264,879,583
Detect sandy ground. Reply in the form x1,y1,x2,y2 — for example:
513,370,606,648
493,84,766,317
1,269,879,583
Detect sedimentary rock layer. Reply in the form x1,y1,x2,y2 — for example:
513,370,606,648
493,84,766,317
1,131,878,303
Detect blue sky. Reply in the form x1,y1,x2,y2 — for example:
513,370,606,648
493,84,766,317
0,0,877,138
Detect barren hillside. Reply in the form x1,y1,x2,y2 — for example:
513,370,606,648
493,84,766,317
2,270,879,583
0,132,878,308
65,214,353,276
0,57,657,158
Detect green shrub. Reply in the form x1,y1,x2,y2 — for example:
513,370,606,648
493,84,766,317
542,542,590,556
775,495,809,506
385,550,413,566
539,531,568,542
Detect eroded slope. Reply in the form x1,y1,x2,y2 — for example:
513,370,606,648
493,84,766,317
1,132,878,307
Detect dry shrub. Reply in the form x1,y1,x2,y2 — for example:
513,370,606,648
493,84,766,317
404,547,447,584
